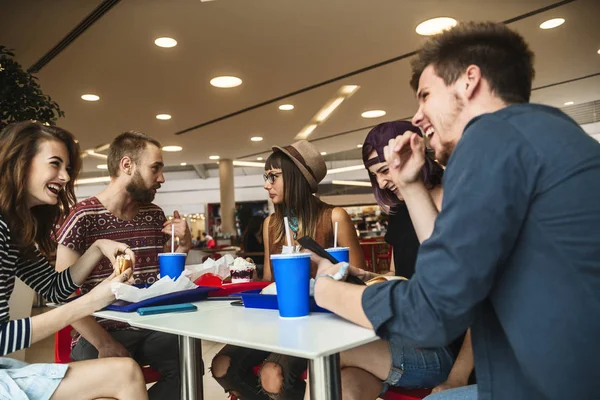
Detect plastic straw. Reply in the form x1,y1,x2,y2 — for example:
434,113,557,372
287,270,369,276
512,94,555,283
171,223,175,253
334,221,338,248
284,217,292,247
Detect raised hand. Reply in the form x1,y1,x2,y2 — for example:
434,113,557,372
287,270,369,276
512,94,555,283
383,131,426,189
162,210,192,251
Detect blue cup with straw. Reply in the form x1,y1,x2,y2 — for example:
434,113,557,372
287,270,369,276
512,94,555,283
271,217,311,317
326,222,350,262
158,223,186,279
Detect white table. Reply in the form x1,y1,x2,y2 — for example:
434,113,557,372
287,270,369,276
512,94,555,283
119,301,378,400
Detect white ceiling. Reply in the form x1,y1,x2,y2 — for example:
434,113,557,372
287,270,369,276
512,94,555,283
1,0,599,174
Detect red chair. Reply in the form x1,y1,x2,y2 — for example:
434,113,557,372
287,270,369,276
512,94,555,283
384,387,432,400
55,325,162,383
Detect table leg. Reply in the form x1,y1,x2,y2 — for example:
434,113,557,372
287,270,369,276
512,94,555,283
179,336,204,400
308,353,341,400
371,246,377,273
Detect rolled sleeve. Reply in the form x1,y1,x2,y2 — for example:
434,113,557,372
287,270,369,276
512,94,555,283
362,280,405,339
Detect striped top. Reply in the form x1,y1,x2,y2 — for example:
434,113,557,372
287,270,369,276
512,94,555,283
56,197,168,338
0,214,77,356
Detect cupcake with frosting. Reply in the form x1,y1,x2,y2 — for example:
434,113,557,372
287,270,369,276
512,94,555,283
230,257,256,283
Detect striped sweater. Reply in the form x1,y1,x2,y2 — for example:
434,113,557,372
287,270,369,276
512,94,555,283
0,214,77,356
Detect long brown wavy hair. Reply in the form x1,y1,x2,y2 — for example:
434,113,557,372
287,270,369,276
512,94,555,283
265,151,330,244
0,121,81,258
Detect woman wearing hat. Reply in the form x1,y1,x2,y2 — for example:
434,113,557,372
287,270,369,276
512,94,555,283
211,140,365,399
303,121,473,399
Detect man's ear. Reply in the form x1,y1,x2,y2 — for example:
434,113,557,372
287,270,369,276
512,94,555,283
120,156,133,175
463,65,482,100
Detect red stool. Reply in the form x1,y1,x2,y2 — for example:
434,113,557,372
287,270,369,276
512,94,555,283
55,325,162,384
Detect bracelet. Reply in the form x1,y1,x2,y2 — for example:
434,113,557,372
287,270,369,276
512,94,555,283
315,262,350,282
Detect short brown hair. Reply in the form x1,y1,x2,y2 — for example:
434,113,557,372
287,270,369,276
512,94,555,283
0,121,81,257
107,131,161,177
410,21,535,104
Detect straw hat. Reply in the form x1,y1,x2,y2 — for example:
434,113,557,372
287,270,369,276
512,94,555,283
272,140,327,193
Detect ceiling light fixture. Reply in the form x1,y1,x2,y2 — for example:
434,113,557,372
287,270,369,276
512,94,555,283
210,76,242,88
162,145,183,152
295,85,360,140
154,37,177,48
296,124,317,140
279,104,294,111
361,110,387,119
251,136,263,142
257,157,263,161
357,144,363,148
156,114,172,120
540,18,565,29
320,152,327,156
416,17,458,36
76,176,111,185
316,97,345,122
340,85,359,95
97,164,108,170
86,150,108,159
232,160,265,167
209,155,220,160
564,101,574,106
81,94,100,101
180,162,187,166
327,165,364,175
331,180,371,187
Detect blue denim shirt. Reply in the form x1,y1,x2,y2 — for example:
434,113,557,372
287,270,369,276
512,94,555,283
362,104,600,400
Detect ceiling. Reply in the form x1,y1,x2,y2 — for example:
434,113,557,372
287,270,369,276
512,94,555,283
1,0,599,175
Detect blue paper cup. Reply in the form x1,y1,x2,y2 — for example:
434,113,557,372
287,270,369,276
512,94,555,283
270,253,311,318
158,253,187,279
326,247,350,263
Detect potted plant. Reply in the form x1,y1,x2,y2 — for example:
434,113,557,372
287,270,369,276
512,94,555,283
0,45,64,129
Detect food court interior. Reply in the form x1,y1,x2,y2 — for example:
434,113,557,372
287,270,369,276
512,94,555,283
2,0,599,397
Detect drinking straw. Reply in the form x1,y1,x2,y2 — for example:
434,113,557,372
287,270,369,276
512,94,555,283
334,221,338,248
171,223,175,253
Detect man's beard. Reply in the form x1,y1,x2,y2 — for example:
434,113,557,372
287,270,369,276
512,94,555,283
126,171,156,203
435,93,464,165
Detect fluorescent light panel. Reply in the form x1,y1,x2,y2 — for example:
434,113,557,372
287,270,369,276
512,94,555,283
233,160,265,168
295,85,360,140
331,180,371,187
327,165,364,175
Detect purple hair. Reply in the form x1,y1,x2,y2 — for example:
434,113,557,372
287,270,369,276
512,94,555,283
362,121,443,214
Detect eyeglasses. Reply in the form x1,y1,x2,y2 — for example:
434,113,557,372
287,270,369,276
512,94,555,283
263,172,282,184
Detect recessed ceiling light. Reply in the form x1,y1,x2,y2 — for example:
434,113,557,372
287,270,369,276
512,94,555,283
257,157,263,161
416,17,458,36
279,104,294,111
361,110,387,119
251,136,263,142
180,162,187,166
597,49,600,55
357,144,363,148
210,76,242,88
564,101,574,106
209,155,220,160
154,37,177,48
162,145,183,152
97,164,108,170
540,18,565,29
320,152,327,155
81,94,99,101
156,114,172,120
